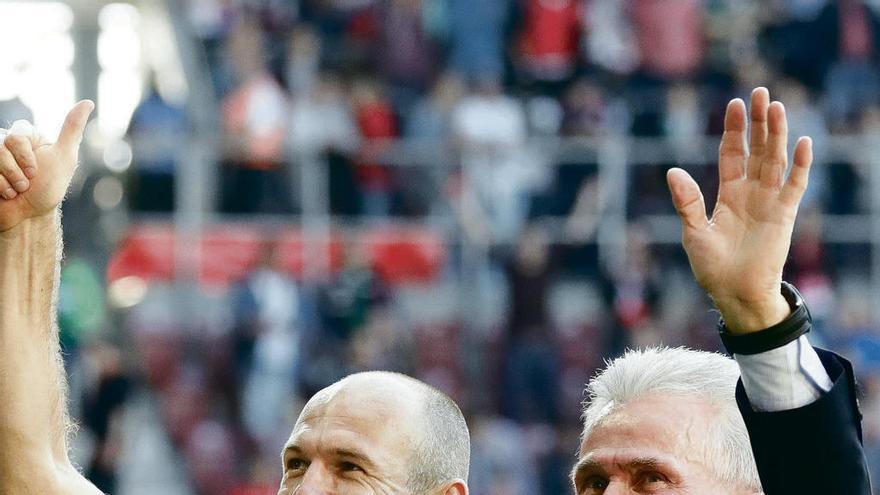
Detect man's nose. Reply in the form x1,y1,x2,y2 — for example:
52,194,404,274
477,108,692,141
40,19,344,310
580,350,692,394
297,463,336,495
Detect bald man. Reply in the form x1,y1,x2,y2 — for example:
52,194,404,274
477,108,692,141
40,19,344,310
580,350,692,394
0,103,470,495
279,372,470,495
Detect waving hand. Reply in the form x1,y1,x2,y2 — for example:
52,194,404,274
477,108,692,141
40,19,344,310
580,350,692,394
667,88,812,334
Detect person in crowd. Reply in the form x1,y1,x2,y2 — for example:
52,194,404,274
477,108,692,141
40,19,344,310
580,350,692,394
220,17,291,214
0,102,470,495
501,224,560,424
630,0,705,82
815,0,880,128
80,344,130,494
451,78,536,244
126,77,188,212
446,0,510,83
573,88,871,494
231,240,310,459
377,0,437,114
351,78,399,216
514,0,584,95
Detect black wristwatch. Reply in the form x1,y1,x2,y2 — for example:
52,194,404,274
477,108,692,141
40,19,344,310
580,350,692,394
718,282,812,356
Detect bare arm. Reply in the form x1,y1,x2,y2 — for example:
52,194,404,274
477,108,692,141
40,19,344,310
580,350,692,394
0,102,102,494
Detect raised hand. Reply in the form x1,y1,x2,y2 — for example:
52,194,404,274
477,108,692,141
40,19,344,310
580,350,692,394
667,88,812,334
0,100,94,232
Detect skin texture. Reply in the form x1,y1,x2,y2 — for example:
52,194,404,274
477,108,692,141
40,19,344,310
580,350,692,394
0,101,102,494
667,87,813,334
573,394,754,495
278,373,468,495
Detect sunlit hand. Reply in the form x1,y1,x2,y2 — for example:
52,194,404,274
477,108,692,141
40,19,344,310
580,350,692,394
667,88,812,334
0,100,94,232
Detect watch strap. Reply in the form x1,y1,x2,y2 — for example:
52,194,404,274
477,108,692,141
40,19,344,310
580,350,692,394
719,282,812,356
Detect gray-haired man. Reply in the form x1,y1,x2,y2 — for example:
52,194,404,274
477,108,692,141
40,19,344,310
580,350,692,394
572,88,871,494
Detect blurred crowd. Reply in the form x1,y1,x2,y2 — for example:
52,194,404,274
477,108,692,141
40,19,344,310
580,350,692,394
8,0,878,493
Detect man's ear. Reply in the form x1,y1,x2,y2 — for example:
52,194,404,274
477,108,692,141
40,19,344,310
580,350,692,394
437,479,468,495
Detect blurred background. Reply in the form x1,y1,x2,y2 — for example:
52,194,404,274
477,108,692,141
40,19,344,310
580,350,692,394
5,0,880,493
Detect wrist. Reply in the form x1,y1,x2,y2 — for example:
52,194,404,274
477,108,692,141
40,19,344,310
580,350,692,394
714,292,792,335
0,211,58,241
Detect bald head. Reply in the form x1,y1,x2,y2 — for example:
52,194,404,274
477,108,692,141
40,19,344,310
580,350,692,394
288,372,470,494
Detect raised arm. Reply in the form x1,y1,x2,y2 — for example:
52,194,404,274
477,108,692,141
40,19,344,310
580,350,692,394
0,101,102,494
667,87,810,333
669,88,871,494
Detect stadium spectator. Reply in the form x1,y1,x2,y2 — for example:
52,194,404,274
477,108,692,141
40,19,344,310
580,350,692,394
80,344,130,494
514,0,585,95
302,240,390,396
500,225,561,424
815,0,880,127
352,78,399,216
126,79,188,212
583,0,639,75
231,241,310,457
601,227,663,355
452,79,535,243
407,72,465,141
560,78,607,137
377,0,438,113
447,0,510,83
630,0,705,81
220,18,292,213
286,72,359,157
664,83,708,161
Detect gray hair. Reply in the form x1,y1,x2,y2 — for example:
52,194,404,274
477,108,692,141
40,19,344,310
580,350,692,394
406,380,471,494
581,347,761,491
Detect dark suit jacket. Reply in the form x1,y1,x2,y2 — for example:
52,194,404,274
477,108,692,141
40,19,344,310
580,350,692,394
737,349,872,494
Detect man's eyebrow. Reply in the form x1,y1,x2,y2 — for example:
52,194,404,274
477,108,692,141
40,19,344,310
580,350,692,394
627,457,665,470
281,444,304,460
280,444,377,468
571,456,679,488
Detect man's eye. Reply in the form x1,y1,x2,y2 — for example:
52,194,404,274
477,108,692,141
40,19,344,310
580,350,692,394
286,458,308,472
641,472,669,485
580,476,608,494
340,461,364,473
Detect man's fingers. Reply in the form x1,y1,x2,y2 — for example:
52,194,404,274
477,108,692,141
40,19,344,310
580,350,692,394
747,87,769,180
760,101,788,188
718,98,748,182
0,175,15,200
4,134,37,179
667,167,709,230
55,100,95,157
780,137,813,207
0,146,29,197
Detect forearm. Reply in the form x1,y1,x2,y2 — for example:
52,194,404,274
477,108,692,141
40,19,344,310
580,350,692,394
0,211,69,468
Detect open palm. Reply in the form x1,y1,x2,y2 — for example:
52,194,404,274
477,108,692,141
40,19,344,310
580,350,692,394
667,88,812,333
0,101,93,232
